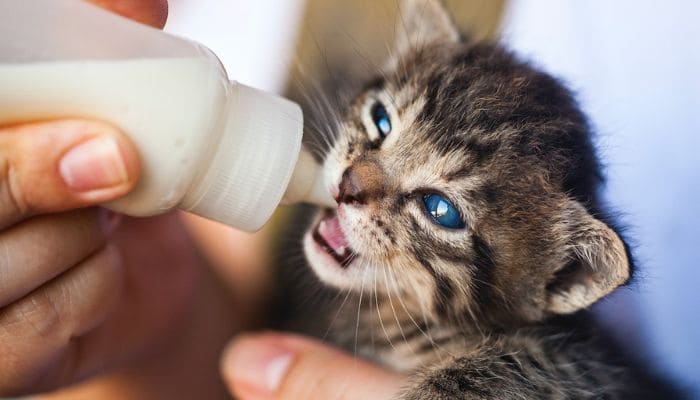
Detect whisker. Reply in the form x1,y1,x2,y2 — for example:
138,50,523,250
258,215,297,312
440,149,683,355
381,263,415,355
369,268,376,352
354,259,370,357
321,284,355,342
375,265,397,351
388,266,456,358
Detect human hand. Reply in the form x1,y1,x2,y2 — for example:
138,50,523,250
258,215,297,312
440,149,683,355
0,119,144,395
0,2,212,397
221,333,406,400
0,121,245,400
0,122,228,400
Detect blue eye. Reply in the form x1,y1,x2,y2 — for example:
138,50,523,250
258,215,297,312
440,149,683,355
371,102,391,138
422,193,465,229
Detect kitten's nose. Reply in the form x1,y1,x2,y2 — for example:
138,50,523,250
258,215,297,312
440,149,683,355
336,161,384,205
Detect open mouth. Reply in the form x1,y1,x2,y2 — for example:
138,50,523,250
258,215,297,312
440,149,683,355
312,210,355,268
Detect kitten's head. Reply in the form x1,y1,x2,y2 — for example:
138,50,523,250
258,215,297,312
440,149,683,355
303,0,631,328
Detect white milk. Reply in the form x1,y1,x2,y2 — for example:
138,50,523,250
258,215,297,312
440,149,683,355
0,57,226,215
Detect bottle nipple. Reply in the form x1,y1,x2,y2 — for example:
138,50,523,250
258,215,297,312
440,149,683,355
283,148,335,208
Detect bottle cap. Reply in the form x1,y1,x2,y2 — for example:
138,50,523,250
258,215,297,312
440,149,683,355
182,83,304,231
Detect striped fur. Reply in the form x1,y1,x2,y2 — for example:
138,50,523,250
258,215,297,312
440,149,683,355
294,1,684,398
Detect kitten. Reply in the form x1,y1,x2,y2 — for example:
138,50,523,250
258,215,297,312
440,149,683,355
283,1,685,398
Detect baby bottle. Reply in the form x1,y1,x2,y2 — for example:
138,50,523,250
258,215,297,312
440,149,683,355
0,0,333,231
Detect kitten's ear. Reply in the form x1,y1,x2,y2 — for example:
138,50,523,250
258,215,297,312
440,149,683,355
395,0,460,55
545,200,632,314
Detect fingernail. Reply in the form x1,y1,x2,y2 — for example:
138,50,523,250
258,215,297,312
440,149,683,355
60,137,128,192
223,338,294,395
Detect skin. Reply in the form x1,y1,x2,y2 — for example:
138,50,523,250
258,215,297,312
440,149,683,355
0,1,404,399
221,333,405,400
86,0,169,28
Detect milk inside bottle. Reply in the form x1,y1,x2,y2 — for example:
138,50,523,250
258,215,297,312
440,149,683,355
0,0,333,231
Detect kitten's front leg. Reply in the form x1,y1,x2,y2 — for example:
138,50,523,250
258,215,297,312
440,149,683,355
396,355,538,400
394,346,620,400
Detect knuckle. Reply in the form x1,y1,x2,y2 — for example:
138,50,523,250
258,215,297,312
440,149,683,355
0,292,69,396
0,245,121,396
0,243,121,340
0,157,28,220
1,289,68,341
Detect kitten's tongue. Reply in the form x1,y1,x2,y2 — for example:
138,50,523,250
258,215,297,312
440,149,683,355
318,213,350,257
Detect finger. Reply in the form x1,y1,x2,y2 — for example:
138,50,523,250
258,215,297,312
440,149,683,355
0,244,123,397
0,119,139,228
221,333,406,400
86,0,169,28
0,208,118,307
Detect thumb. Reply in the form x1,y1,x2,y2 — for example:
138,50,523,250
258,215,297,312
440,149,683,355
221,333,406,400
0,119,139,227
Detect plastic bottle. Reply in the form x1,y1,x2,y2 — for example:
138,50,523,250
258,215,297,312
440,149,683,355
0,0,334,231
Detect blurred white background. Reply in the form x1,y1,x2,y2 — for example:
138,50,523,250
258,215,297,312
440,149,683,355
503,0,700,395
164,0,306,93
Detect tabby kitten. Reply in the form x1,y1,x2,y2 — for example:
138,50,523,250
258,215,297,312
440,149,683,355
294,0,683,398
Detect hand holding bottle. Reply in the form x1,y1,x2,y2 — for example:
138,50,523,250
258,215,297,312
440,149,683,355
1,0,330,232
0,3,209,396
0,120,138,395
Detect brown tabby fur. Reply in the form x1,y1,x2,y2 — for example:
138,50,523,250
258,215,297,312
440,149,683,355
274,1,686,398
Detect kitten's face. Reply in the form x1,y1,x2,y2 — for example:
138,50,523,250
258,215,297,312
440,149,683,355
303,1,630,327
